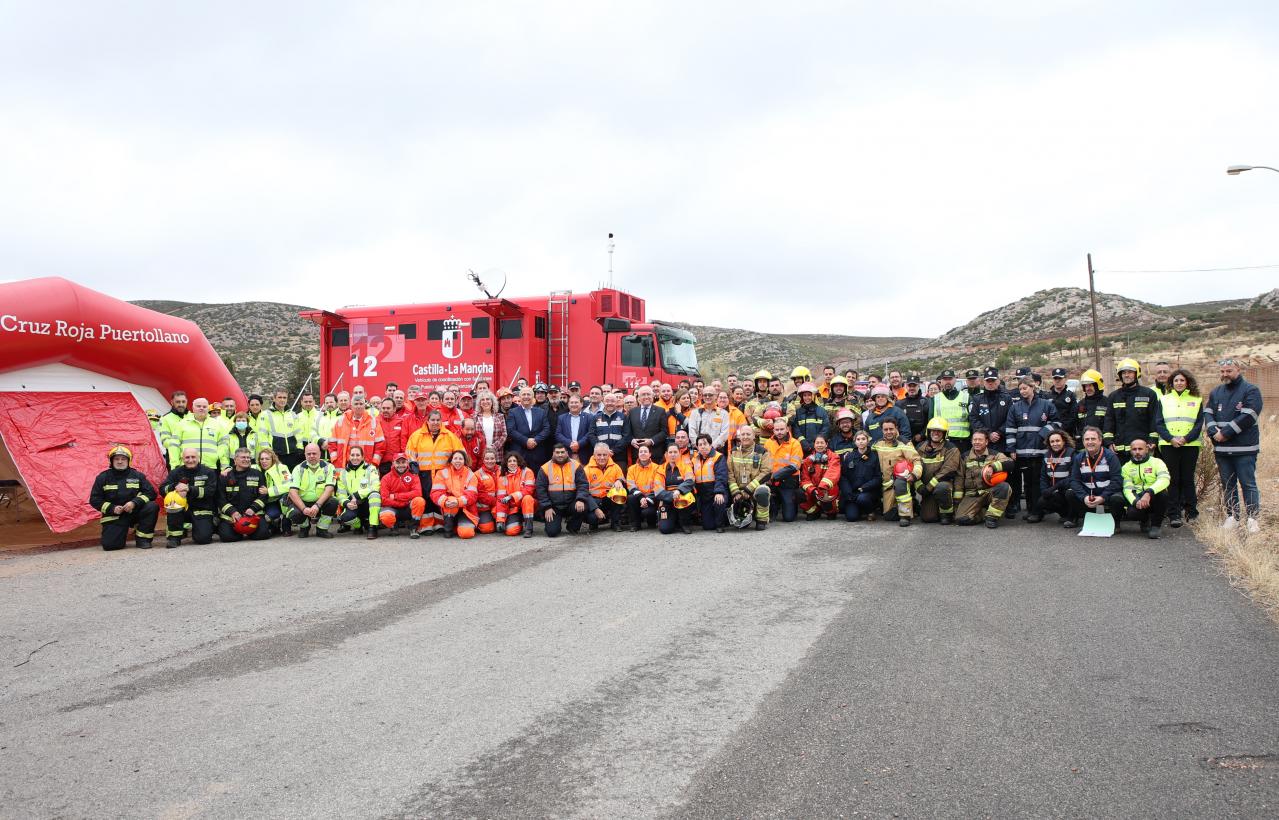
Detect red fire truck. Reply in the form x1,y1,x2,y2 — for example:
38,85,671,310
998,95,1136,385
301,288,700,395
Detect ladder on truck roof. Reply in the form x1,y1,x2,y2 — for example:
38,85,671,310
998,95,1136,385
547,290,571,389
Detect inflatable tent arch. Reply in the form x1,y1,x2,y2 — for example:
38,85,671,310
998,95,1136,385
0,277,243,532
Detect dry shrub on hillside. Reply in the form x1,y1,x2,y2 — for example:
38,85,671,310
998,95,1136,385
1195,426,1278,623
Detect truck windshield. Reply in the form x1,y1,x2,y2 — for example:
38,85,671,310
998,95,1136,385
656,328,699,376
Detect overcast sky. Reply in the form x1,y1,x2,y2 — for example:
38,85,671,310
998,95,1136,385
2,1,1277,336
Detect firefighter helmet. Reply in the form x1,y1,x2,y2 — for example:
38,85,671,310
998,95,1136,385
796,381,817,395
727,495,756,528
790,366,812,380
107,445,133,464
871,384,891,397
672,491,695,509
835,408,856,423
926,417,950,433
830,375,849,387
981,463,1008,487
1080,369,1105,392
232,514,261,535
893,458,915,480
751,370,772,382
607,485,629,504
163,491,188,512
1116,358,1141,378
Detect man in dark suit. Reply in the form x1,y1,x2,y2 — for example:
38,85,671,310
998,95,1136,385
507,386,551,471
556,394,594,462
622,385,668,465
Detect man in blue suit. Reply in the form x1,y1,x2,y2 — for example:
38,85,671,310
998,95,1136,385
507,386,551,471
556,393,594,462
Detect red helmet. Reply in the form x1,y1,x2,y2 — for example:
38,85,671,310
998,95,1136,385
892,458,915,480
981,464,1008,487
232,514,261,535
762,406,783,421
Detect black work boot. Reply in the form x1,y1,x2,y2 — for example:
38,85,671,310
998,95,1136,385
984,516,999,529
167,537,181,548
939,514,954,525
442,515,455,538
523,515,534,538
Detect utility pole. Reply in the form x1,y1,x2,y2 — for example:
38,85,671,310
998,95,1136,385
607,232,615,288
1087,253,1101,370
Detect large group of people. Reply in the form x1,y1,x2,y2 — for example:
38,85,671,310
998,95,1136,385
89,357,1264,549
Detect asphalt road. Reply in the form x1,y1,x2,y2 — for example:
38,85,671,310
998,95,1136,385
2,517,1278,819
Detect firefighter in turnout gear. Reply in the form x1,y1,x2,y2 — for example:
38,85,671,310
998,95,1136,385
727,426,772,530
1105,358,1158,463
218,447,269,542
89,445,159,550
1076,369,1110,446
916,417,960,524
160,447,220,547
820,375,859,416
788,382,830,453
954,430,1012,528
798,435,841,520
872,418,921,526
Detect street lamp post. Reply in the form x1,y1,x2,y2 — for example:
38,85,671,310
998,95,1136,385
1226,164,1279,175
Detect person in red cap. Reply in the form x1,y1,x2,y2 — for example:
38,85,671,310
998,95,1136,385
379,453,428,537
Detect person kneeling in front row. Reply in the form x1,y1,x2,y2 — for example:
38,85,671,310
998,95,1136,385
1106,437,1170,539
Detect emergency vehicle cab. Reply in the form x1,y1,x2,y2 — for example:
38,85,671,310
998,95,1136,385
302,288,699,394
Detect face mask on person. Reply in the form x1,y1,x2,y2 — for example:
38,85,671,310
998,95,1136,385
235,421,248,432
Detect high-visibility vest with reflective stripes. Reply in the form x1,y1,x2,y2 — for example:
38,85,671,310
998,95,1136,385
263,462,292,500
584,460,624,498
1158,391,1202,446
933,390,970,438
263,409,301,455
316,410,340,441
626,461,663,495
175,415,225,469
295,408,322,443
337,462,381,506
692,452,722,487
291,460,336,502
764,437,803,475
540,461,578,493
405,427,464,474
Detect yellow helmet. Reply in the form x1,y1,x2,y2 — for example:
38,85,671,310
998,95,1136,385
751,369,773,382
163,491,188,512
790,366,812,380
107,444,133,464
1116,358,1141,378
673,491,696,509
830,375,849,387
607,485,629,503
1080,369,1105,391
926,417,949,433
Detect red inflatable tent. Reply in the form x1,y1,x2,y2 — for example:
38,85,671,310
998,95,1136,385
0,277,243,532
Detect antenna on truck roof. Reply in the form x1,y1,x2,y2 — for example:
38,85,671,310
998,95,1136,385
468,269,507,300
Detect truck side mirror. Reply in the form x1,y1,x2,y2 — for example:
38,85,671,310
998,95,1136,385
601,318,631,333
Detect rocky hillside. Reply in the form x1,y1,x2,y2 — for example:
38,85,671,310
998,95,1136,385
671,322,924,378
929,287,1166,349
132,300,320,396
1250,288,1279,311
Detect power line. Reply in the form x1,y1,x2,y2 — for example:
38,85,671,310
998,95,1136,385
1096,263,1279,274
